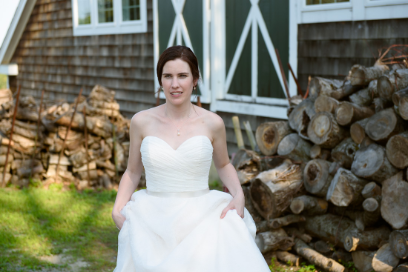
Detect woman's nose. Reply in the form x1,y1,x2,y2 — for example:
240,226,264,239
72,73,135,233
171,79,179,88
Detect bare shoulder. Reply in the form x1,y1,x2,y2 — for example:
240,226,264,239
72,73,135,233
130,106,162,138
196,107,225,135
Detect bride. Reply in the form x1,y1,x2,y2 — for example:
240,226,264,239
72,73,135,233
112,45,270,271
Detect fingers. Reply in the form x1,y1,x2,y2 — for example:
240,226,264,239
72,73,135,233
220,207,230,219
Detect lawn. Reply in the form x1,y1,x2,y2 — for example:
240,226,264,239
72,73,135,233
0,185,119,271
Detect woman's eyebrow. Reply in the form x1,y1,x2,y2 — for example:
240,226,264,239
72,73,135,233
162,72,190,75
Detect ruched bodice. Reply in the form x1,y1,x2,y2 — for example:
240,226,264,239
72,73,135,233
140,135,213,193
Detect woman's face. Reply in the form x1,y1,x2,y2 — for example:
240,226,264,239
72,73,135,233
161,58,197,105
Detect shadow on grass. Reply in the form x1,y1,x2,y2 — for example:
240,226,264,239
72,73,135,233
0,187,119,271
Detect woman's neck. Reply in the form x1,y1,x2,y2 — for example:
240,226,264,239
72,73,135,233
164,102,193,120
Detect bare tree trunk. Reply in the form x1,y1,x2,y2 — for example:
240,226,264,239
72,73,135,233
365,108,406,144
303,159,333,197
326,168,368,207
389,229,408,259
372,243,400,272
308,112,349,149
335,102,374,126
381,171,408,229
293,238,345,272
351,143,398,183
290,195,328,215
255,121,292,156
331,138,358,169
386,131,408,169
277,133,312,163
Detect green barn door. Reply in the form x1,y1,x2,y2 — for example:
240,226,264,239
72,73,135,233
224,0,289,104
155,0,210,103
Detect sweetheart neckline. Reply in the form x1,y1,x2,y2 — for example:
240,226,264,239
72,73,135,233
141,135,213,151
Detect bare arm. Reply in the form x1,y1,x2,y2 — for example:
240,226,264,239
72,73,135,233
111,112,145,229
210,114,245,218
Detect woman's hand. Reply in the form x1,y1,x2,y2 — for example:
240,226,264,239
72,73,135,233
112,211,126,230
220,192,245,219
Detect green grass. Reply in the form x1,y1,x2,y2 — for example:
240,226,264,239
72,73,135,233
0,74,7,89
0,186,118,271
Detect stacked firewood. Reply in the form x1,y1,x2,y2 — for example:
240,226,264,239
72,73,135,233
239,60,408,271
0,85,133,190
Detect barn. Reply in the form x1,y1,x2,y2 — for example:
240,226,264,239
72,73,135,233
0,0,407,155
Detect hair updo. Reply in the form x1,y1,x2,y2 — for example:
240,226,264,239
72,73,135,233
156,45,200,86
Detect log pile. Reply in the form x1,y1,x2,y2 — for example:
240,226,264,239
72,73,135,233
0,85,133,190
244,58,408,271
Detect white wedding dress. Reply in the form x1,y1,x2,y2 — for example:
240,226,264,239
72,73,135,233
114,135,270,272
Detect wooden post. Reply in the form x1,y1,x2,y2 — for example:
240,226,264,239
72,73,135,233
242,121,256,151
2,85,21,187
275,48,290,104
232,116,245,149
288,63,303,97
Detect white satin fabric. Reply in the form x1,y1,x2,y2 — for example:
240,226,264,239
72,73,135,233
113,135,270,272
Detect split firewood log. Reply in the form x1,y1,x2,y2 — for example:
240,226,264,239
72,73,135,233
373,97,394,113
335,102,374,126
231,149,261,185
49,154,71,166
331,138,358,169
350,118,369,144
394,263,408,272
255,121,292,155
381,171,408,229
255,228,293,253
16,160,44,178
98,172,112,189
314,95,340,114
331,249,353,263
351,143,398,183
286,227,313,244
290,195,328,215
45,165,75,181
349,80,378,106
242,186,263,224
293,238,345,272
0,154,14,166
360,136,374,148
314,240,332,255
277,133,311,163
386,131,408,169
352,251,375,272
348,61,389,86
77,169,98,180
267,214,306,229
326,168,368,207
16,96,40,122
275,251,300,267
288,98,316,140
303,159,333,197
303,214,390,252
378,69,408,100
362,197,381,225
89,84,115,102
362,182,382,199
307,112,349,149
331,80,363,100
309,77,343,99
389,229,408,259
310,145,331,160
392,87,408,120
249,159,303,219
365,108,406,144
73,161,96,173
372,243,399,272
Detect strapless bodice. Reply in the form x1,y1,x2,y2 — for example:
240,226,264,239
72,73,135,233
140,135,213,193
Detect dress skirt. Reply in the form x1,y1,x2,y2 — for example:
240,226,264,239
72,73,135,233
113,189,270,272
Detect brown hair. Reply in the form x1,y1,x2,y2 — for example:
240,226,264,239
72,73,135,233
156,45,200,86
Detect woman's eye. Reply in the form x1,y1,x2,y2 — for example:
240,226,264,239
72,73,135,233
164,75,171,78
179,75,187,78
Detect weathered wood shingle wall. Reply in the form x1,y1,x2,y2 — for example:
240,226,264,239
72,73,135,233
298,19,408,90
11,0,155,118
